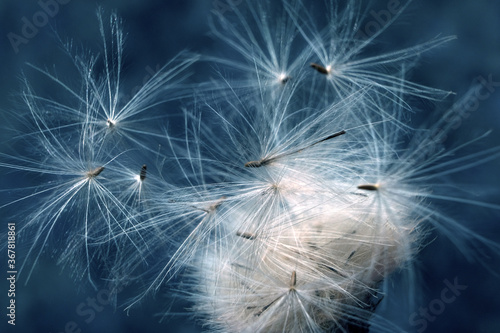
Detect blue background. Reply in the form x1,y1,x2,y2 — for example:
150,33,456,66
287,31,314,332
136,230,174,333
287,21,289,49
1,1,499,332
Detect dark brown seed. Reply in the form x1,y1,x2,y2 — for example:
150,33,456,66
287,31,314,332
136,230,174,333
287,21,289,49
357,184,379,191
310,63,329,75
314,130,346,145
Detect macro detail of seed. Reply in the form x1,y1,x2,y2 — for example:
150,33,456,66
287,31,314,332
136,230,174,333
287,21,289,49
357,184,379,191
244,160,265,168
290,271,296,289
236,231,256,240
310,62,329,75
87,166,105,178
140,164,147,181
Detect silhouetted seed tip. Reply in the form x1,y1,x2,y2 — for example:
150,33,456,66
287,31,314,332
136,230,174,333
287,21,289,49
290,271,296,289
316,130,346,144
299,130,346,152
357,184,379,191
87,166,105,178
346,251,356,263
107,119,115,128
139,164,147,181
236,231,256,240
310,63,329,75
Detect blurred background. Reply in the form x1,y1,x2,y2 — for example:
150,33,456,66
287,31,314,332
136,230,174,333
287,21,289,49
0,0,499,332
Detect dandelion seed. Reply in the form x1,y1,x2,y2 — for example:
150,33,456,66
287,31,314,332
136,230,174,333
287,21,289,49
21,10,199,156
287,0,454,101
208,0,306,97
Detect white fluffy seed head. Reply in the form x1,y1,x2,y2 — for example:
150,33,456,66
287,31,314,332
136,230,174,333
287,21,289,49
186,162,416,332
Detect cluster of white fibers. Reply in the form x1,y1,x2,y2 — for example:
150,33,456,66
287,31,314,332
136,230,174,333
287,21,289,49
161,1,499,332
0,11,197,286
1,1,499,332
